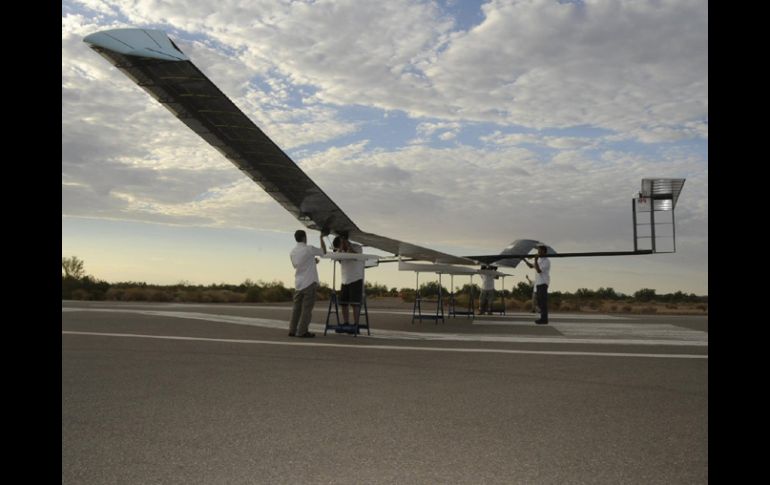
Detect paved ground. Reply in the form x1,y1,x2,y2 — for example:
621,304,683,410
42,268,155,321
62,300,707,484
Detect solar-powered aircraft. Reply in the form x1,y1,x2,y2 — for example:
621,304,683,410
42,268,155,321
83,28,685,273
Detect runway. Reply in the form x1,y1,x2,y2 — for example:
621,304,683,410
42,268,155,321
62,300,707,484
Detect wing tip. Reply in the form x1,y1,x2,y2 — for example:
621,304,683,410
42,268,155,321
84,28,190,61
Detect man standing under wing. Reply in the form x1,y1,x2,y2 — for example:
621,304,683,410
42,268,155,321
478,266,496,315
523,243,550,324
288,229,327,338
532,244,550,324
334,235,365,331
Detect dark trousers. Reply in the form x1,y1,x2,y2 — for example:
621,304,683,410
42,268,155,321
536,284,549,322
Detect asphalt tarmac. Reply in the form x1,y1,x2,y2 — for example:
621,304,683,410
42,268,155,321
62,300,707,484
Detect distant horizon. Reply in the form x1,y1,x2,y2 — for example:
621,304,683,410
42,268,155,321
63,216,707,296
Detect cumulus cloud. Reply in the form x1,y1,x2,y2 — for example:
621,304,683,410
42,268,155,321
68,0,706,140
425,0,707,139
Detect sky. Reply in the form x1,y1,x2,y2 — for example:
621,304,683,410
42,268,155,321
62,0,708,296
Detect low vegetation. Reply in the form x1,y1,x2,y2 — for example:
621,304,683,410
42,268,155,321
61,256,707,314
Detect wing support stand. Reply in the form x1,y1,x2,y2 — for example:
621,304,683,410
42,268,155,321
323,260,340,336
448,273,475,319
411,271,445,324
324,257,370,337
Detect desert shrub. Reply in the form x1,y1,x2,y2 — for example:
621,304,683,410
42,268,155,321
622,305,633,313
204,291,237,303
183,290,203,302
224,291,245,303
199,290,232,303
149,290,172,302
511,281,533,300
448,293,471,309
71,289,90,300
418,281,449,298
554,301,580,312
634,288,656,302
365,282,390,297
123,288,149,301
105,288,125,300
575,288,595,299
399,288,416,303
506,299,523,311
262,284,292,302
596,287,620,300
244,287,262,302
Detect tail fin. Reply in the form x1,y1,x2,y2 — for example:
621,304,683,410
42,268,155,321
494,239,556,268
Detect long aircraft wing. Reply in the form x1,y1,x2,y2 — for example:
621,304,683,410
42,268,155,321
84,28,475,265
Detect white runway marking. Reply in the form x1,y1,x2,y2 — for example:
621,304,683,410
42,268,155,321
62,331,706,359
62,307,707,347
358,328,707,346
473,312,626,320
474,320,706,342
552,322,706,341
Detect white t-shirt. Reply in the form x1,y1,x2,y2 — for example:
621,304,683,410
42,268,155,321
290,242,325,291
480,273,495,291
340,242,365,284
534,257,550,286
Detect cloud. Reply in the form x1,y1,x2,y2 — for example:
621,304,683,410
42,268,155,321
425,0,707,138
69,0,706,142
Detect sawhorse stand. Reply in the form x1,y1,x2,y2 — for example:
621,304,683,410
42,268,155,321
323,260,370,336
324,289,340,335
448,273,474,319
411,272,445,324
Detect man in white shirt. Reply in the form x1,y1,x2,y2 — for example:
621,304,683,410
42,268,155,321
333,235,365,327
288,229,327,338
532,244,551,324
478,266,497,315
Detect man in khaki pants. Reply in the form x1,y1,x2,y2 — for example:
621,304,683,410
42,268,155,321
288,229,327,337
